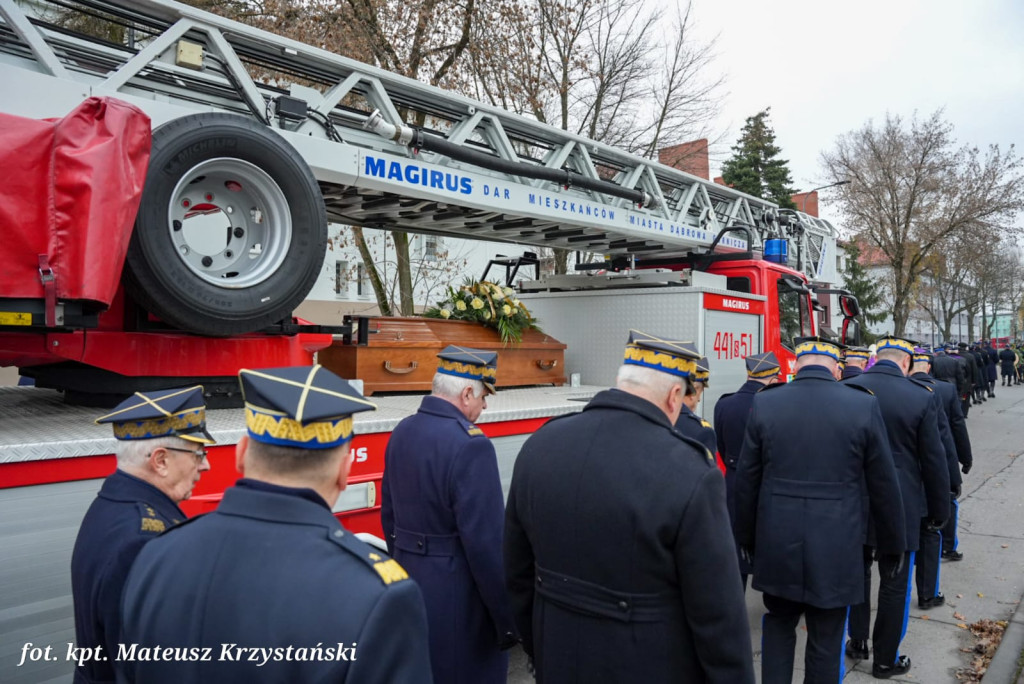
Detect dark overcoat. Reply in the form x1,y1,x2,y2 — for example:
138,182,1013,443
71,469,185,684
505,388,754,684
947,351,974,396
847,360,951,549
381,395,514,684
713,379,763,575
841,365,864,380
120,481,432,683
675,404,717,455
1000,348,1017,375
733,365,906,608
987,346,999,381
932,352,967,397
911,372,968,489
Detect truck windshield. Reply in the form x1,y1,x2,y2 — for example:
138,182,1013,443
777,278,812,349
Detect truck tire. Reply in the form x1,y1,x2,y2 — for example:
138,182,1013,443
125,113,327,336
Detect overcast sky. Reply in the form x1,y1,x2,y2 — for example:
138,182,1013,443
690,0,1024,209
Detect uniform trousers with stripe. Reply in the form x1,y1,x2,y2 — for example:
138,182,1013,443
848,549,915,667
761,593,848,684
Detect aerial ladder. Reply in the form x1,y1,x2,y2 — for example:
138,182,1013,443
0,0,840,401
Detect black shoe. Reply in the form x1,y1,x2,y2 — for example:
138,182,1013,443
942,549,964,561
918,593,945,608
846,638,870,659
873,655,911,679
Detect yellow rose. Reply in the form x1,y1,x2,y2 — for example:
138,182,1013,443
502,304,512,315
440,309,451,319
470,298,484,310
455,300,467,311
483,310,492,320
511,307,519,315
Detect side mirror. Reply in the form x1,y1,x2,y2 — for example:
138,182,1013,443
839,294,861,317
842,318,862,346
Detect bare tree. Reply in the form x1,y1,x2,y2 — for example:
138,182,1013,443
822,110,1024,335
469,0,725,273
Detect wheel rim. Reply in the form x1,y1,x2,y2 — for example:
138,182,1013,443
167,158,292,289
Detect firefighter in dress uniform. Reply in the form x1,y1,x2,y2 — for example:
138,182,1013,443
1000,345,1017,386
842,346,871,379
713,350,781,588
948,343,974,416
908,347,965,608
71,386,214,684
381,346,517,684
674,352,717,454
120,365,431,683
733,336,905,684
846,336,950,678
505,330,755,683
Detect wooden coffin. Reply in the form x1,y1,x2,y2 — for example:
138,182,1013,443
318,317,566,395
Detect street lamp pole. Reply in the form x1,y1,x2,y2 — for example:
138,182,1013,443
800,180,850,214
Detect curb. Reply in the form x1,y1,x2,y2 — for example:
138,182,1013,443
983,580,1024,682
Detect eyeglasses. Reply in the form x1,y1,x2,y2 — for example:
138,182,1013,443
162,446,209,464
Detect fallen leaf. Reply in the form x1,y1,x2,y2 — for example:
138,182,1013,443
978,592,985,598
957,593,964,599
921,614,930,620
1001,544,1009,548
958,622,968,629
954,612,966,620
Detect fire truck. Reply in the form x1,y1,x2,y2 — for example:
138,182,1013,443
0,1,859,679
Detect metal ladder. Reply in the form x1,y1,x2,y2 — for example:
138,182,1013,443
0,0,836,279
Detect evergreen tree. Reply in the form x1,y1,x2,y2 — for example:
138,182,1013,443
841,240,886,342
721,109,797,209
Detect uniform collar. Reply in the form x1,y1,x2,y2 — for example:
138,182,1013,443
793,365,836,382
910,372,934,382
418,394,470,421
235,477,330,511
584,388,673,430
217,481,343,527
739,379,766,393
866,359,905,377
98,469,185,520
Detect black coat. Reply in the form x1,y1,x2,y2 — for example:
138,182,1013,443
950,351,975,394
381,395,515,684
1000,348,1017,374
847,361,951,549
911,373,963,490
120,481,432,683
842,365,864,379
932,353,967,397
917,371,973,470
675,404,717,456
71,469,186,684
733,365,906,608
505,388,754,684
987,347,999,381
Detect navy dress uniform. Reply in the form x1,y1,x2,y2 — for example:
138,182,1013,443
847,337,950,677
506,331,754,683
120,366,432,683
381,347,516,684
842,346,870,379
910,348,965,606
733,337,905,684
675,352,717,454
947,345,974,415
713,350,780,586
71,386,214,684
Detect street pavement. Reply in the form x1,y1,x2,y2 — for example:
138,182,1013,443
507,382,1024,683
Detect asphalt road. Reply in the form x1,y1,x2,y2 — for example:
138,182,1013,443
506,382,1024,683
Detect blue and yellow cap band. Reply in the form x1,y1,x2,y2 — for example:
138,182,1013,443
437,358,497,384
794,339,842,361
845,348,870,360
623,344,696,378
244,406,355,449
876,337,916,356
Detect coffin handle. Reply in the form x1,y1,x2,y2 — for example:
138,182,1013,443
383,360,419,374
536,360,558,371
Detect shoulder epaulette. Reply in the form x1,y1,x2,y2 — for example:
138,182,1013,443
327,527,411,586
843,383,874,396
700,418,713,429
458,418,485,437
908,377,934,392
135,502,170,534
669,428,715,466
149,510,206,537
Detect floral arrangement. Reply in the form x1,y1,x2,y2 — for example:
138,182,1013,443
423,280,541,345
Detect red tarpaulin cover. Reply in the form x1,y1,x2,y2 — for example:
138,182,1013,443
0,97,150,307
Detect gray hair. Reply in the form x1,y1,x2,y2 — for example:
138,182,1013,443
795,354,838,372
615,364,686,398
432,372,485,399
116,435,191,469
876,348,909,364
